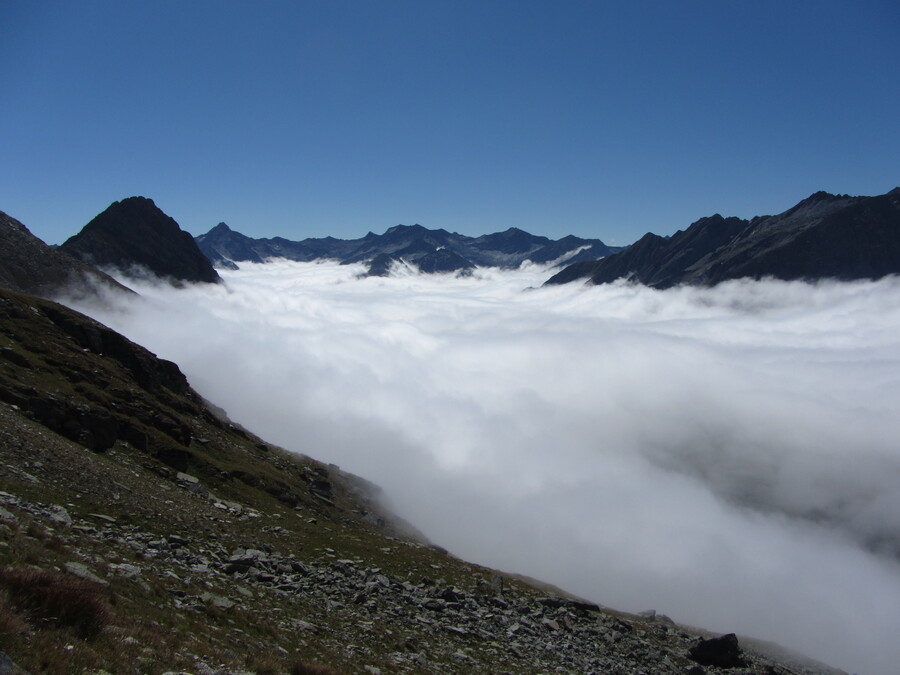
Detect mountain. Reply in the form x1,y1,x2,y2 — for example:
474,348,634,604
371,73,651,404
196,222,619,275
0,208,131,300
546,188,900,288
0,210,843,675
61,197,221,284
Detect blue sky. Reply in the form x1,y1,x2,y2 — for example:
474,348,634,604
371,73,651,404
2,1,898,246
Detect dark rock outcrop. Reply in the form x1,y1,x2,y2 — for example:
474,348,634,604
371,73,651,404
61,197,221,284
688,633,748,668
0,209,130,299
546,188,900,288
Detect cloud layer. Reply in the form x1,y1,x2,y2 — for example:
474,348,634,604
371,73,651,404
69,262,900,675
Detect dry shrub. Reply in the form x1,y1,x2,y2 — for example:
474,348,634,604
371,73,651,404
246,653,282,675
26,522,48,540
0,599,30,639
290,661,342,675
0,566,111,639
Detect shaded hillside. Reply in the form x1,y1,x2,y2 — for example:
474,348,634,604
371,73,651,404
0,209,130,300
196,222,617,275
0,290,843,674
61,197,221,285
546,188,900,288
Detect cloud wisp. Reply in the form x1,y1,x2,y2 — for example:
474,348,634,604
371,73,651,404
69,262,900,675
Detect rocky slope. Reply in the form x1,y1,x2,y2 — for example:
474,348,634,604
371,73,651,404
61,198,221,285
195,223,617,276
0,210,130,301
546,188,900,288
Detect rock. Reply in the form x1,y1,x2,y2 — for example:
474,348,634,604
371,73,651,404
225,548,268,574
687,633,747,668
63,561,107,585
200,592,235,610
109,563,142,579
541,617,561,631
47,504,72,526
0,651,27,675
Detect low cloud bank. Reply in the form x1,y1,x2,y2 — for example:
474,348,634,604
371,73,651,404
70,262,900,675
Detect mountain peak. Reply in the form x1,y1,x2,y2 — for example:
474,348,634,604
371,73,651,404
61,197,221,284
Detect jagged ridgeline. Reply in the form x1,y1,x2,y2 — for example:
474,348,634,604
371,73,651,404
195,222,619,276
546,187,900,288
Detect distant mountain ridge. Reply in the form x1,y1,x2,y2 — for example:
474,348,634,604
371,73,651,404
61,197,221,285
546,188,900,288
196,222,618,276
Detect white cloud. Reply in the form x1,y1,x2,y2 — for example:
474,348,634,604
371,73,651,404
68,262,900,675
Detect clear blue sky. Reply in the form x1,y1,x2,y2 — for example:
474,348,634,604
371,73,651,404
2,1,898,246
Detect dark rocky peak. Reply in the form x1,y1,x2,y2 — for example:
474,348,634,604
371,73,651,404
474,227,551,253
61,197,221,285
361,252,397,277
381,224,452,245
195,222,269,268
384,224,429,236
672,214,748,245
780,190,855,220
208,222,233,234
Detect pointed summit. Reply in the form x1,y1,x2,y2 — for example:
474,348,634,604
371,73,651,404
209,222,233,234
61,197,221,284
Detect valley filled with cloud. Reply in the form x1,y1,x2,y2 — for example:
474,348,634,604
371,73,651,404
70,262,900,675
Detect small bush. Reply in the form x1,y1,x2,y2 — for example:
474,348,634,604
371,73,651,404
246,653,281,675
0,600,30,639
290,661,342,675
0,566,111,639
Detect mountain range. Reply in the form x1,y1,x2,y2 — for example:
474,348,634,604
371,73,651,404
0,188,891,673
195,222,618,276
546,188,900,288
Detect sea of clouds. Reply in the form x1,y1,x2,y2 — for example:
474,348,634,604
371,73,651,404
69,261,900,675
